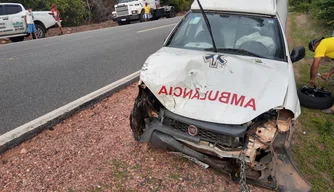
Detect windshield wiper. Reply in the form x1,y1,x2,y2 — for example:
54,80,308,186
196,0,217,53
204,48,268,59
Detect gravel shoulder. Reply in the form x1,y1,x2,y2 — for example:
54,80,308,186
0,84,267,192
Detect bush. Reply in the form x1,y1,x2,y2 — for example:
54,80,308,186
161,0,193,12
316,0,334,26
289,0,334,27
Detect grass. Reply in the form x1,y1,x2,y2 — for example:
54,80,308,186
288,12,334,191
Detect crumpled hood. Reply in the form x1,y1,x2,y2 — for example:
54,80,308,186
140,47,289,125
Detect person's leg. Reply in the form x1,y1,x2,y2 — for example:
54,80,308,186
33,24,38,39
57,22,63,35
26,24,33,40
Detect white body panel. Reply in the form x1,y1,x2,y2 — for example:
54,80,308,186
139,0,300,125
33,11,57,29
140,47,300,125
191,0,288,31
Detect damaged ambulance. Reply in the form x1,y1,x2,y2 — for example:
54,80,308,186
129,0,312,191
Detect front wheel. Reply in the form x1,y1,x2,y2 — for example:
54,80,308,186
139,10,145,22
35,24,46,39
129,89,148,141
166,9,176,18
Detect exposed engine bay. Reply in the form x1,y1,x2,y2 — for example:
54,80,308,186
130,84,312,192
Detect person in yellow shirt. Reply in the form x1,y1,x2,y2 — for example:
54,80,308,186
143,2,151,22
308,37,334,113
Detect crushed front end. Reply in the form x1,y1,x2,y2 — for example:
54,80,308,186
130,82,312,192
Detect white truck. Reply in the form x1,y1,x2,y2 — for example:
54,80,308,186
112,0,176,25
0,3,57,42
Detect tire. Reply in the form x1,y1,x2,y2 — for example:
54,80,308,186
139,10,145,22
35,24,46,39
129,95,145,142
166,8,176,18
297,87,334,109
9,36,24,42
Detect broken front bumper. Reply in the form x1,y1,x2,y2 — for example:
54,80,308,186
139,110,312,192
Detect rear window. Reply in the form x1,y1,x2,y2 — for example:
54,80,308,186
4,5,22,15
0,5,5,16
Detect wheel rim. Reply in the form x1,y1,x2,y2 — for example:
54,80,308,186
301,87,331,98
36,28,43,38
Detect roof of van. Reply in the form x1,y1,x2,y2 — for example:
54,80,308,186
191,0,277,15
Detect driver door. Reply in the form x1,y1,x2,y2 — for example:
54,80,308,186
0,5,13,36
5,4,26,35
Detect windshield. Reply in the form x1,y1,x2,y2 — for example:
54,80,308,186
166,12,285,61
117,0,136,3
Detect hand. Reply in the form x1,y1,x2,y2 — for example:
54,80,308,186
321,72,331,80
308,79,315,87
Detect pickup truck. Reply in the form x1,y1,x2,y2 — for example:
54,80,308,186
0,3,57,42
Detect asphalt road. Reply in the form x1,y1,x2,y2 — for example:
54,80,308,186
0,17,181,135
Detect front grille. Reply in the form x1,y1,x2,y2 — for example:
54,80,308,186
116,5,129,16
163,117,239,148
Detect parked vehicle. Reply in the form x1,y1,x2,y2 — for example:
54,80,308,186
130,0,312,191
0,3,57,42
112,0,176,25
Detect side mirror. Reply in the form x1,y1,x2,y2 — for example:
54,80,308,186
290,46,305,63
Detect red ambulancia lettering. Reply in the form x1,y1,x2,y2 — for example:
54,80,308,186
208,91,219,101
173,87,182,97
157,86,257,111
244,98,256,111
200,91,209,100
183,88,193,99
191,88,200,100
219,92,231,104
158,86,168,95
231,94,245,106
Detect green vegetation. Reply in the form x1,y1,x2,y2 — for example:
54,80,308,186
289,0,334,27
288,12,334,191
161,0,194,12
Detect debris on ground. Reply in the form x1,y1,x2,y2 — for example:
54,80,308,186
0,84,268,192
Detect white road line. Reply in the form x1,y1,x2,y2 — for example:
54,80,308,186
136,23,177,33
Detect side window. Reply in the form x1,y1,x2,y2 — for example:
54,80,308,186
0,5,5,16
4,5,22,15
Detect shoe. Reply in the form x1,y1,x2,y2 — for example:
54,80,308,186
321,107,334,114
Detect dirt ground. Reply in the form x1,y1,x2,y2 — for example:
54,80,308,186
0,83,269,192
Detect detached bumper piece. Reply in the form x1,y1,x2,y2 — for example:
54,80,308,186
139,110,311,192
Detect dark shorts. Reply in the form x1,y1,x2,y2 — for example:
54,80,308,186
27,24,37,33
